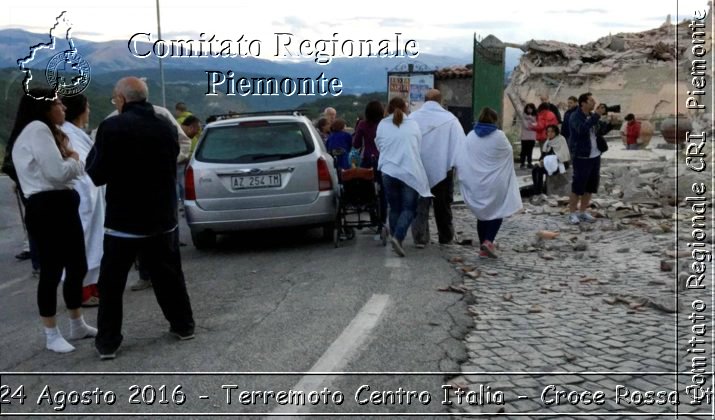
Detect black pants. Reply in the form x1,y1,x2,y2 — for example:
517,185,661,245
532,166,547,195
25,190,87,317
477,218,503,244
411,170,454,244
520,140,535,166
95,230,194,353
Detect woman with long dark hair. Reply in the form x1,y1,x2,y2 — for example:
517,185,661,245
375,97,431,257
353,100,387,230
11,89,95,353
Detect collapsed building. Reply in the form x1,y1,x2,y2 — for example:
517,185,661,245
436,5,713,137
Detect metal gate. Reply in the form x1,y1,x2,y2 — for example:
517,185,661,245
472,34,505,126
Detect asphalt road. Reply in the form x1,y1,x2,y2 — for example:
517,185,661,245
0,175,471,417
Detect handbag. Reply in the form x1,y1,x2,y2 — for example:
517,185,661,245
596,136,608,153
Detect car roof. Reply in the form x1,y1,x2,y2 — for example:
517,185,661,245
205,114,312,129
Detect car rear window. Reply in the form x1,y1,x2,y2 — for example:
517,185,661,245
196,121,315,163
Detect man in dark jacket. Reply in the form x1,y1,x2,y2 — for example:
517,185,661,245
561,96,578,142
567,92,604,225
87,76,195,360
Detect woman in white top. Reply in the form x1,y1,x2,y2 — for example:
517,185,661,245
10,88,96,353
456,107,522,259
61,94,104,307
375,97,431,257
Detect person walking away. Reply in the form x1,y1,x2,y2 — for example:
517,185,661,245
11,88,96,353
519,103,537,168
61,94,104,307
87,77,195,359
353,101,387,230
568,92,604,225
456,107,522,259
375,97,431,257
409,89,465,247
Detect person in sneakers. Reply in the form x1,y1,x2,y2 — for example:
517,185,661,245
375,97,432,257
10,88,96,353
61,94,104,308
87,77,195,359
568,92,603,225
409,89,465,248
456,107,522,259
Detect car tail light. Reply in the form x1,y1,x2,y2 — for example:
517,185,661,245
317,157,332,191
184,165,196,200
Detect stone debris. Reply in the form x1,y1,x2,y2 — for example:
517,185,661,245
438,285,469,294
528,305,544,313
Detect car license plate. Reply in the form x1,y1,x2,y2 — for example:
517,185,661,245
231,174,281,190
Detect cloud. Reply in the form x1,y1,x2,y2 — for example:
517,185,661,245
438,21,517,30
546,8,608,14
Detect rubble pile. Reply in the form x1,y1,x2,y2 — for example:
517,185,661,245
504,6,713,127
512,23,678,87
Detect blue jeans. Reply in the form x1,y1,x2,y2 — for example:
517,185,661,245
382,174,419,242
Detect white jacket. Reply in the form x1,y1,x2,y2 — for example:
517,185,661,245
376,115,432,198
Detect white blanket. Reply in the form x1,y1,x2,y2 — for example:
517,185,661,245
62,122,105,286
376,115,432,197
409,101,465,188
456,128,522,220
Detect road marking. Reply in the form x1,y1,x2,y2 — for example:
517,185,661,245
270,293,390,417
384,257,402,268
0,275,30,292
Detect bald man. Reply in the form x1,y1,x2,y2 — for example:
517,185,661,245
323,107,337,124
87,76,195,360
409,89,466,247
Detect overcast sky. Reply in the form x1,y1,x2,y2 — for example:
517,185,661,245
0,0,705,59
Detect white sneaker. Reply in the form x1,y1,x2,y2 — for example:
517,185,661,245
579,212,597,223
569,213,581,225
390,237,406,257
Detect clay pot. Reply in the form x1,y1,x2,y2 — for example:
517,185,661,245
660,114,691,144
638,120,654,147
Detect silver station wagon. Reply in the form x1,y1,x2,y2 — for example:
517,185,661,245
184,111,339,249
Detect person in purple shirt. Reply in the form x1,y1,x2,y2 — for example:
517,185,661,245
352,100,384,168
352,100,387,229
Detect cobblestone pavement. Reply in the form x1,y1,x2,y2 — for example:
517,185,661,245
425,200,711,419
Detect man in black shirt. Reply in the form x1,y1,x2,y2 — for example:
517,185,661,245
87,76,195,360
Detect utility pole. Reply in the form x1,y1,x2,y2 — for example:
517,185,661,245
156,0,166,108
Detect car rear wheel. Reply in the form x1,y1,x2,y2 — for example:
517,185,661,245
191,230,216,250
